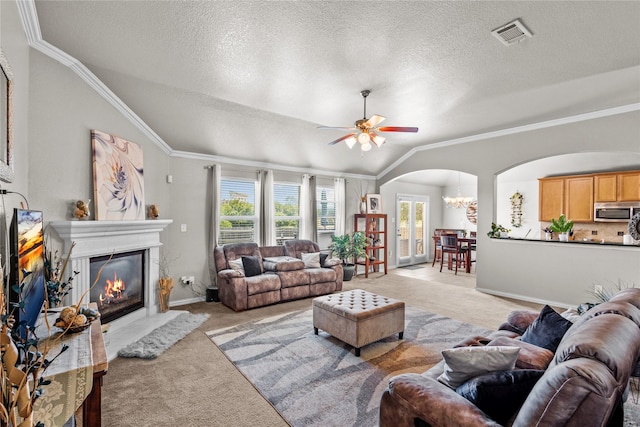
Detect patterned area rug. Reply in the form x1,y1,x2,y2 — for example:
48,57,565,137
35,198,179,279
207,307,492,426
208,307,640,426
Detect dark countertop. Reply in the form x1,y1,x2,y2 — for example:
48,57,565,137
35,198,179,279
490,236,640,248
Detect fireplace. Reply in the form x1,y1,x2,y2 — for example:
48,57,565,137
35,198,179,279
90,250,145,323
49,220,172,327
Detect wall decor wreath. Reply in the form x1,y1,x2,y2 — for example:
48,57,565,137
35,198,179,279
510,191,524,228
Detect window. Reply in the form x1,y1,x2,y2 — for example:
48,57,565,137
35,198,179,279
274,183,300,245
219,178,258,244
316,186,336,232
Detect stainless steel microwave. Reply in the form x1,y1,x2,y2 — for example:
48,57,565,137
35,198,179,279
594,202,640,222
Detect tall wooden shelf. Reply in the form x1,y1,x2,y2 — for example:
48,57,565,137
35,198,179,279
354,213,388,278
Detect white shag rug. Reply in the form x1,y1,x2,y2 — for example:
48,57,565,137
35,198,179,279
118,312,209,359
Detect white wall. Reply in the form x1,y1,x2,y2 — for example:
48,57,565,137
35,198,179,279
379,111,640,307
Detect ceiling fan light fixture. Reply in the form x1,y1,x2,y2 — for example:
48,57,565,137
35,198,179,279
357,132,370,144
372,134,385,147
361,141,372,152
345,136,357,149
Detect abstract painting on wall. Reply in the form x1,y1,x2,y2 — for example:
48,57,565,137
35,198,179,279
92,130,145,220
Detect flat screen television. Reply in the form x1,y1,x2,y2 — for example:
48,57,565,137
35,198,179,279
8,209,45,339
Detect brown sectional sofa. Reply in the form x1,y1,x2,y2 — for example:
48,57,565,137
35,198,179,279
213,239,343,311
379,288,640,426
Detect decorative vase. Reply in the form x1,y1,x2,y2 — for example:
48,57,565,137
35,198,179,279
158,277,174,312
559,232,569,242
359,200,367,214
343,264,356,281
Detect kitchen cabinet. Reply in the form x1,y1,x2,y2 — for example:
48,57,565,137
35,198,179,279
539,176,593,222
594,174,618,202
354,213,387,278
539,178,564,221
564,176,594,222
618,172,640,201
595,172,640,202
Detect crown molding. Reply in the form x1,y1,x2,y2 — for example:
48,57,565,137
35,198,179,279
17,0,174,154
171,150,375,180
377,103,640,180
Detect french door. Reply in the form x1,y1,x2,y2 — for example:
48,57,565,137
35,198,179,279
396,195,429,267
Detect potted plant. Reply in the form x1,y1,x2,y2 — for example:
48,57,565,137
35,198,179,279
487,222,510,238
549,214,574,242
329,231,368,281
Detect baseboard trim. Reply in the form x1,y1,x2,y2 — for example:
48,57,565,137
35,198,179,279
170,296,206,307
475,287,573,310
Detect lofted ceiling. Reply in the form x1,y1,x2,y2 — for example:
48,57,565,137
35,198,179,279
33,1,640,177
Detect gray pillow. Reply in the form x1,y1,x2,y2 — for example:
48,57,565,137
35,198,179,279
437,346,520,389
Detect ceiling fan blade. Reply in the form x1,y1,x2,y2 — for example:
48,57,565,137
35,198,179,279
364,115,386,128
317,126,358,131
377,126,419,133
328,133,356,145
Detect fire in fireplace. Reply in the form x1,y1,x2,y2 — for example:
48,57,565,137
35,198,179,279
90,250,145,323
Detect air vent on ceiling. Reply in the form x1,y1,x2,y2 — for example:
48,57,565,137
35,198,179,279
491,19,532,46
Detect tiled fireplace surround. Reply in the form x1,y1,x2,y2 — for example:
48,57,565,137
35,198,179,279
50,219,183,360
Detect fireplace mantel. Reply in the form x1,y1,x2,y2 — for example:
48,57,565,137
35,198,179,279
49,220,172,323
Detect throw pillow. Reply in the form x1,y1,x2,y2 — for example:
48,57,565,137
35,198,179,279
456,369,545,425
301,252,321,268
520,305,573,352
437,346,520,389
242,256,263,277
228,258,245,274
319,253,329,267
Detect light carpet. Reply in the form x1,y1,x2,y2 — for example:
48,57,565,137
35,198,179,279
118,312,209,359
207,306,492,427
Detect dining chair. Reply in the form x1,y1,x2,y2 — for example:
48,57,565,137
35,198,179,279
439,234,467,275
432,230,443,267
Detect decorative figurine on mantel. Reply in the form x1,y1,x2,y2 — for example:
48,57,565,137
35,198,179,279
148,204,159,219
73,199,90,220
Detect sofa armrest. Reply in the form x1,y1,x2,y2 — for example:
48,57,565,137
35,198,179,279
383,373,501,427
216,273,248,311
323,258,341,267
218,269,244,279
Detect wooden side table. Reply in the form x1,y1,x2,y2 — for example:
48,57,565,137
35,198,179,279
83,314,108,426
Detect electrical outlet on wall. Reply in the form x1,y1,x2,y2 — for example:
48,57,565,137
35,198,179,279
180,276,195,285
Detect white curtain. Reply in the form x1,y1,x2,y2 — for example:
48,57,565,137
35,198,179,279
299,174,317,241
207,164,221,286
260,169,276,246
334,178,346,235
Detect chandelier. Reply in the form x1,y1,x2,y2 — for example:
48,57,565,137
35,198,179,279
442,173,474,208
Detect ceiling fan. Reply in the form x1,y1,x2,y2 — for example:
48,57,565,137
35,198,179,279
318,89,418,152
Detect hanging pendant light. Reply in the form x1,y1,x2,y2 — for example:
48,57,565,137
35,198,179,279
443,173,474,208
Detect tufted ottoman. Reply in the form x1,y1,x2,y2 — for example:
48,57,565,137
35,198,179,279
312,289,405,356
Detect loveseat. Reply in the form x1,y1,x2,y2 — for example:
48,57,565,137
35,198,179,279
380,288,640,426
213,240,343,311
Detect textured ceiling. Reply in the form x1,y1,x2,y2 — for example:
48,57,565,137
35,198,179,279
34,1,640,176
